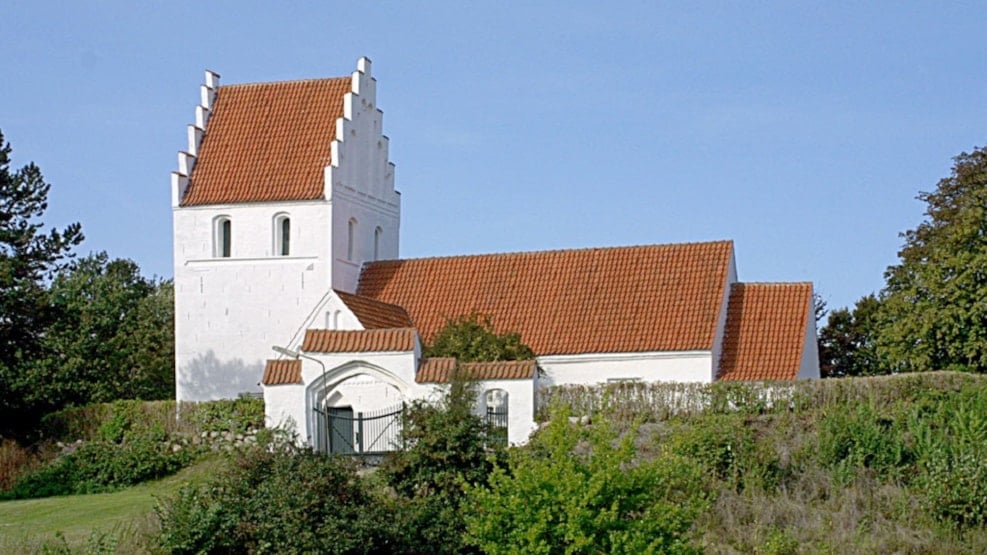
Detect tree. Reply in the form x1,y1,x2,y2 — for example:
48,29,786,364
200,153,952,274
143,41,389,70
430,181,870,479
818,294,883,377
424,314,535,362
876,146,987,372
30,253,174,411
0,129,83,435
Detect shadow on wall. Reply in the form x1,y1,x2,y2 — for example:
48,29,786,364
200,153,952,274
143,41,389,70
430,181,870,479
179,350,265,401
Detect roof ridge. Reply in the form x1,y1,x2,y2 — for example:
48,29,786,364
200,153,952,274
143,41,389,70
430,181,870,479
370,239,734,265
733,281,813,287
218,75,351,89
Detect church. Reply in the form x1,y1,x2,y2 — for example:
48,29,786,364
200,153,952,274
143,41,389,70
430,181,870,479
171,58,819,448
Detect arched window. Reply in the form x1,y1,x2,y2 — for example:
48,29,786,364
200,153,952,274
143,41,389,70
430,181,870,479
485,389,509,444
373,226,383,260
347,218,357,261
274,214,290,256
214,216,231,258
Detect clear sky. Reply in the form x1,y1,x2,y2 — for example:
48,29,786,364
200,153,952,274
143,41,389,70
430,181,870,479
3,2,986,312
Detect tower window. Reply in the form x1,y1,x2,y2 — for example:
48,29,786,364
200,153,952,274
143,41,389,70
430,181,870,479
347,218,357,261
214,216,231,258
274,214,290,256
373,226,382,260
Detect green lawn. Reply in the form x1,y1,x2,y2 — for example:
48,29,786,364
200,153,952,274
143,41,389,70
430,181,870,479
0,457,224,553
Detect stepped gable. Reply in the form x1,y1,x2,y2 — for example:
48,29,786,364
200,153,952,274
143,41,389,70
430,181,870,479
357,241,734,356
182,76,351,205
717,282,813,381
335,290,413,329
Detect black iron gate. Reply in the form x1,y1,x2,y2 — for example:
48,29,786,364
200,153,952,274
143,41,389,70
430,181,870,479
313,403,404,455
486,406,508,446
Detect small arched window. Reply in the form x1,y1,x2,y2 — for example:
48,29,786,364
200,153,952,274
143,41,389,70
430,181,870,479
214,216,231,258
274,214,290,256
373,226,383,260
347,218,357,261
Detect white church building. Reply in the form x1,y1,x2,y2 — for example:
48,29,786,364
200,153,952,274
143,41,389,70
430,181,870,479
172,58,819,449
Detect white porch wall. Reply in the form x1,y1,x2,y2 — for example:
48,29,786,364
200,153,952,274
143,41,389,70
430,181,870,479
537,350,715,387
475,378,539,445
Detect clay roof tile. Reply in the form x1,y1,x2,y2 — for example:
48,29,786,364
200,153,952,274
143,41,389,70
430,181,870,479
717,282,812,381
357,241,734,356
181,76,351,206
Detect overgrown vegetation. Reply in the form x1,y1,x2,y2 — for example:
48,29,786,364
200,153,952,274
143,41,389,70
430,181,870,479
0,397,264,501
5,374,987,553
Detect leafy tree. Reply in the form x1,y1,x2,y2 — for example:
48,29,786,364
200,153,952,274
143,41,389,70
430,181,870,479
877,146,987,372
818,294,883,377
0,129,83,436
30,253,174,410
424,314,534,362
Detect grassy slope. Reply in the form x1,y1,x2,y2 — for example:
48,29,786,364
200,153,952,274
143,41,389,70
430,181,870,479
0,457,224,552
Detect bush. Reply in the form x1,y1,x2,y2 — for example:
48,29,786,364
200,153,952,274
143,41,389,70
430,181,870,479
379,377,500,554
465,407,708,554
156,436,396,554
816,403,911,484
2,434,196,499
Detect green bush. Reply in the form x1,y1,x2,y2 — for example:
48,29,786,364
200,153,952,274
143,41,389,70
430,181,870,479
816,403,911,484
182,395,265,434
2,435,196,499
465,407,708,554
156,436,396,554
379,378,499,554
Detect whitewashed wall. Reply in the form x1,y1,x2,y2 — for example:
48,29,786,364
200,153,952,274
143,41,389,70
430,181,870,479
475,378,539,445
798,296,821,379
173,201,333,401
537,351,715,387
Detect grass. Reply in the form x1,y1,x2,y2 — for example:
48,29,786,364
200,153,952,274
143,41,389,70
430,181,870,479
0,456,225,554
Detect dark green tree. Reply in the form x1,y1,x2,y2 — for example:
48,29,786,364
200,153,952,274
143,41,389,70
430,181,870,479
0,130,83,436
876,146,987,372
818,294,883,377
424,314,534,362
34,252,174,407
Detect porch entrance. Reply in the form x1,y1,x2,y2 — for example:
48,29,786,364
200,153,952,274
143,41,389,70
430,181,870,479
313,403,404,455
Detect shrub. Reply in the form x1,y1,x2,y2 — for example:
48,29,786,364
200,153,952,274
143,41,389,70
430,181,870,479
815,403,911,484
0,439,39,491
379,377,500,554
465,407,708,554
156,436,396,554
2,434,196,499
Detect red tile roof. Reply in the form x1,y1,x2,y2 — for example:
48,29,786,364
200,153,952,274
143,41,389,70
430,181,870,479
718,283,812,381
302,328,416,353
181,77,351,206
262,359,302,385
416,358,538,383
357,241,734,356
416,357,458,383
335,290,413,329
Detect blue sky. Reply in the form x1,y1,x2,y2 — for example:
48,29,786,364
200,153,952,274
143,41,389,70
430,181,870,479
3,2,986,313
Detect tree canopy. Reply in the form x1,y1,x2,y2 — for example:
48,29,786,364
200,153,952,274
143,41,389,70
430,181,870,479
0,130,172,439
423,314,535,362
876,146,987,373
